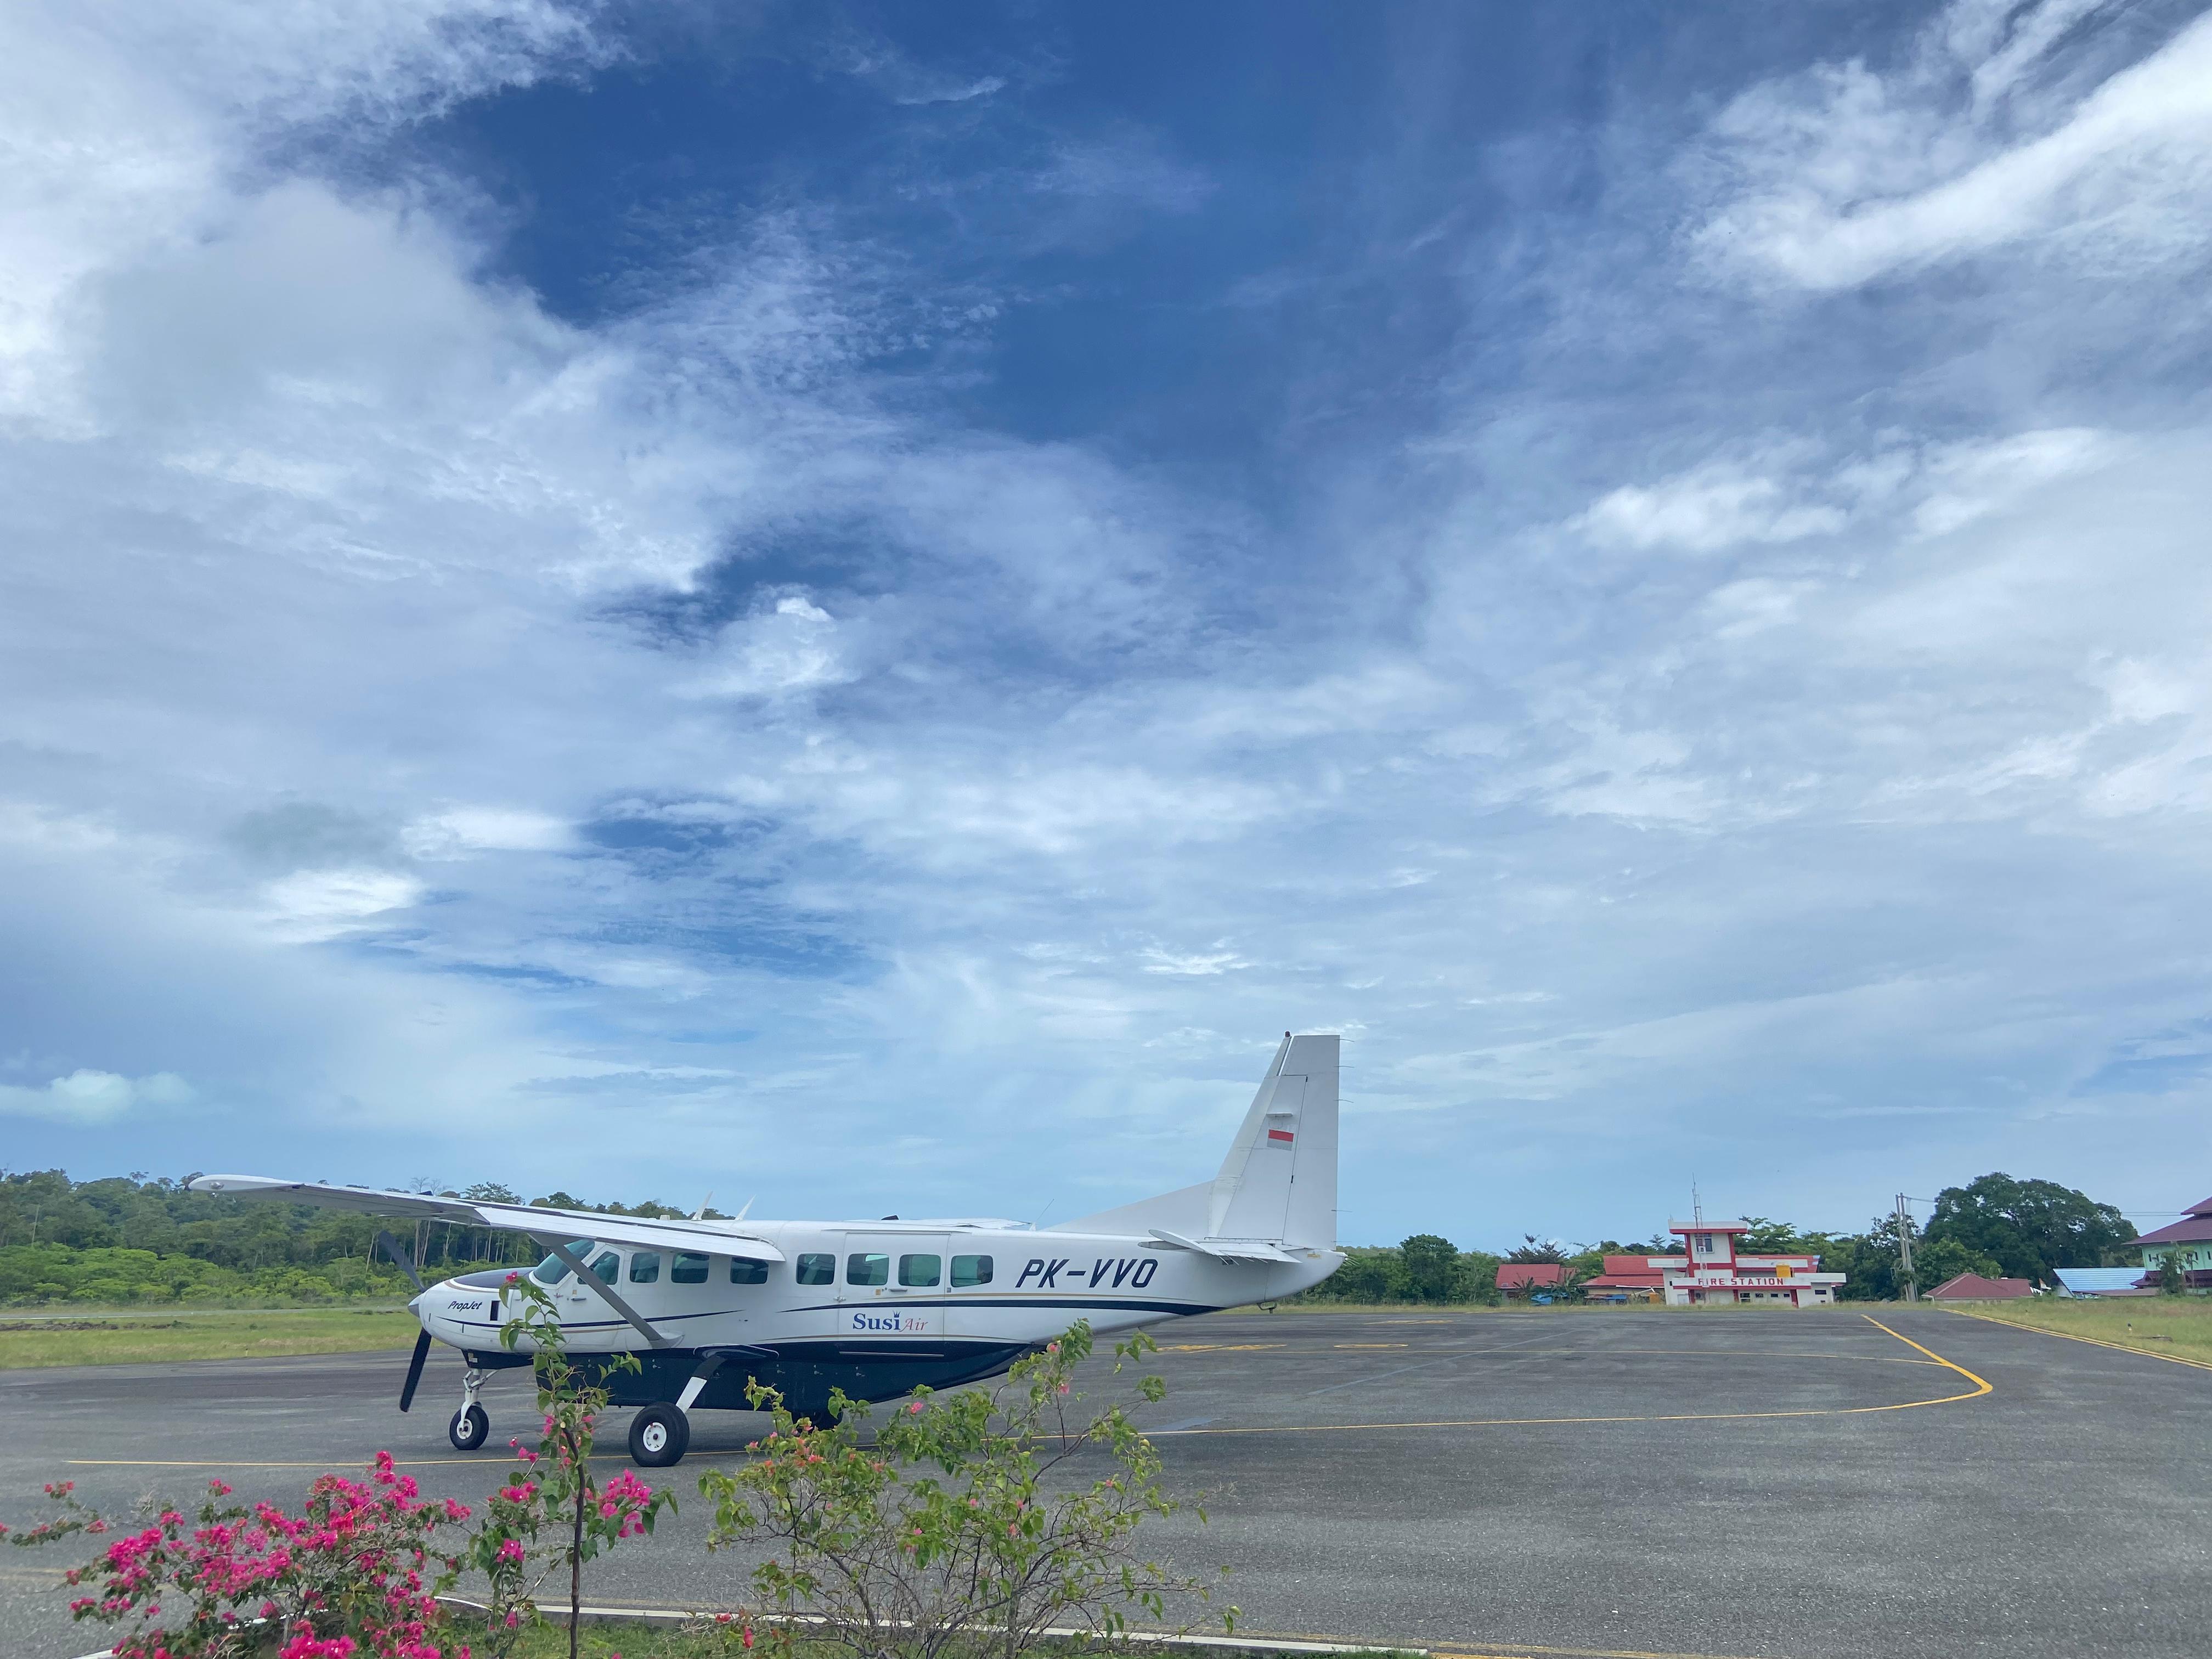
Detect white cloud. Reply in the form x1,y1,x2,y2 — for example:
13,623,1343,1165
403,808,573,859
1140,945,1250,977
1692,3,2212,291
1574,459,1847,553
261,868,425,938
0,1069,195,1125
679,595,853,700
1909,427,2113,535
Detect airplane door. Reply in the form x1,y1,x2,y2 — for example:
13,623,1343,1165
838,1234,948,1340
559,1245,624,1346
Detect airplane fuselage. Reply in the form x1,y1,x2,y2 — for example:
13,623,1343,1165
419,1220,1341,1415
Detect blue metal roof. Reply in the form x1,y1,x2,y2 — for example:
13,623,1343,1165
2052,1267,2149,1295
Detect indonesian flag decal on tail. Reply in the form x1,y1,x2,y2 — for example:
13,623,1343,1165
1265,1112,1296,1147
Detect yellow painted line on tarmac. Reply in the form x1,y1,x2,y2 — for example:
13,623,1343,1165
1166,1345,1940,1366
1154,1316,1989,1437
1859,1313,1995,1395
1158,1342,1285,1351
1939,1307,2212,1372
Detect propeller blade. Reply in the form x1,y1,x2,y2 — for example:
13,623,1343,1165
398,1329,432,1413
375,1229,426,1293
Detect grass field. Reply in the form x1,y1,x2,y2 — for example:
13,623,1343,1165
1942,1295,2212,1364
0,1306,420,1368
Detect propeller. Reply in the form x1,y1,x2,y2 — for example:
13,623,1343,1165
398,1329,432,1413
375,1230,426,1294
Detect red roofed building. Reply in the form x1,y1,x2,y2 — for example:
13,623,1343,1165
1926,1272,2037,1301
1662,1221,1844,1307
2134,1194,2212,1290
1496,1262,1566,1297
1582,1254,1683,1302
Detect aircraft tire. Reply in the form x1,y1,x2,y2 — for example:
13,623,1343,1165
628,1402,690,1468
448,1403,490,1452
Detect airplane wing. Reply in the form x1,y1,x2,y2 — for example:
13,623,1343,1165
188,1175,786,1262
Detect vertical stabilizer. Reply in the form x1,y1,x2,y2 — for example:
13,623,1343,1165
1207,1032,1339,1247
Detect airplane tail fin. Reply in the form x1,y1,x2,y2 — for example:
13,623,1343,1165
1207,1031,1338,1248
1051,1031,1339,1249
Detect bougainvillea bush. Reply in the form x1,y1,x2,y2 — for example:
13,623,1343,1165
2,1277,667,1659
3,1455,471,1658
456,1273,673,1659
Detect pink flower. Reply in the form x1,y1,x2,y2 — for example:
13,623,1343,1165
908,1402,923,1415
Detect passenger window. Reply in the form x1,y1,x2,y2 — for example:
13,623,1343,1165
670,1252,708,1285
899,1254,941,1288
588,1251,621,1284
629,1251,661,1284
847,1252,890,1287
796,1253,834,1286
730,1259,770,1285
951,1254,993,1288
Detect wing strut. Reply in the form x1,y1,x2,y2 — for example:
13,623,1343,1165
540,1238,675,1349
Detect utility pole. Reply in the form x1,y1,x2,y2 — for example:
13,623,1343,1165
1895,1194,1918,1303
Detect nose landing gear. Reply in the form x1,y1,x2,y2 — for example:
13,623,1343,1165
448,1368,490,1451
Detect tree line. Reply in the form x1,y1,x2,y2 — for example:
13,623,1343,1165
0,1169,703,1306
0,1166,2148,1306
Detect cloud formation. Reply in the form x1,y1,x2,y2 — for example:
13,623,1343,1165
0,1070,196,1126
4,1,2211,1243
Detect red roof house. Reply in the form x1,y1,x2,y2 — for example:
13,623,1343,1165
1581,1254,1681,1301
1926,1272,2036,1301
1497,1262,1567,1296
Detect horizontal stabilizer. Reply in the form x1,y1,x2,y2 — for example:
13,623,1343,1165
1147,1228,1299,1265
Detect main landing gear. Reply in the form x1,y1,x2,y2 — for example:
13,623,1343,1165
628,1401,690,1468
448,1368,490,1452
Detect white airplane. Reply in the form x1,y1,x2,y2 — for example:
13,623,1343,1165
190,1032,1341,1467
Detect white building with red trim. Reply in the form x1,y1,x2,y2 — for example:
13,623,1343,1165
1662,1220,1844,1307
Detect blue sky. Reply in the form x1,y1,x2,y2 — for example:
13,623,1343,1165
5,1,2211,1248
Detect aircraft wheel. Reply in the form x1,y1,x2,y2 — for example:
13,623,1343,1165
448,1403,490,1452
628,1402,690,1468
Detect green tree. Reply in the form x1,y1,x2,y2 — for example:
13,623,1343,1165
1926,1173,2137,1280
1398,1233,1460,1302
698,1322,1229,1659
1504,1234,1567,1263
2155,1251,2187,1295
1452,1249,1502,1304
1909,1236,2006,1290
1316,1248,1400,1302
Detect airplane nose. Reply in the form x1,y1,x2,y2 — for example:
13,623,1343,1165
407,1291,425,1316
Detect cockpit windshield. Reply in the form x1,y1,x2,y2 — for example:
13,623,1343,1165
531,1240,595,1284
